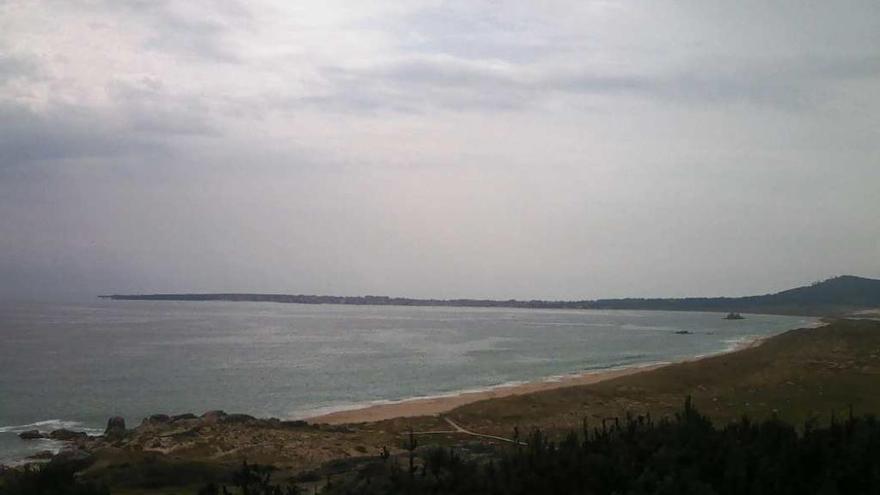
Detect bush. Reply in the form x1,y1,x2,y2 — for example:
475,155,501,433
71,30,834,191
0,463,108,495
328,398,880,494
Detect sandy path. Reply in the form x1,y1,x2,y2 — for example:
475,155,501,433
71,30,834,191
442,417,521,444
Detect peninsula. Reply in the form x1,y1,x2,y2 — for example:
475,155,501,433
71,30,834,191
101,275,880,316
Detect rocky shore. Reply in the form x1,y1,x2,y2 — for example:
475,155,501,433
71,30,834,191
12,408,413,488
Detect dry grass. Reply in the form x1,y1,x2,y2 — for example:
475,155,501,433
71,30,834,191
448,318,880,437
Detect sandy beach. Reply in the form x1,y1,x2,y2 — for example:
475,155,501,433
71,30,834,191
307,363,666,424
307,334,772,425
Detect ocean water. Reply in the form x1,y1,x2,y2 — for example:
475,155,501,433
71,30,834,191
0,300,816,464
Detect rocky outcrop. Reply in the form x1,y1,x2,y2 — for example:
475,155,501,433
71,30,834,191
49,429,88,441
282,420,309,428
18,429,45,440
220,413,256,424
142,414,171,426
26,450,55,460
104,416,126,437
48,448,95,471
200,410,227,424
171,413,198,422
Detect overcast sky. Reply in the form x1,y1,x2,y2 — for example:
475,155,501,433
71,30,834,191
1,1,878,301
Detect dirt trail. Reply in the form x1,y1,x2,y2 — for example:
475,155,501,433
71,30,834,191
406,417,522,445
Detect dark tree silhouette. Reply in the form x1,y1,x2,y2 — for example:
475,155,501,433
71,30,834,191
324,398,880,495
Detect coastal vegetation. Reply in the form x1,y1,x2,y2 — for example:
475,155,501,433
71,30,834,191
6,396,880,494
0,462,108,495
450,318,880,434
320,399,880,495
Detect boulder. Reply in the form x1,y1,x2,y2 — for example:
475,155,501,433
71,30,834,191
18,429,45,440
142,414,171,425
26,450,55,460
48,448,95,471
104,416,126,437
262,417,282,428
200,410,227,424
49,429,87,441
220,413,256,424
171,413,198,422
281,420,309,429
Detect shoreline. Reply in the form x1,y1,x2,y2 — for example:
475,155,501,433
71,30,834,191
307,333,772,425
1,322,816,467
6,317,874,494
1,321,829,470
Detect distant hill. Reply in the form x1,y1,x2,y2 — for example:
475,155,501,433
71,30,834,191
586,275,880,315
101,275,880,316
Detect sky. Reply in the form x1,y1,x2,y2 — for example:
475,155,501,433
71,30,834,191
1,0,878,301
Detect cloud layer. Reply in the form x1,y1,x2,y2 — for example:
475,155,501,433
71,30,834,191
1,0,879,300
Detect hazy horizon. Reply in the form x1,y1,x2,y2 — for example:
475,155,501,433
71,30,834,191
2,1,879,301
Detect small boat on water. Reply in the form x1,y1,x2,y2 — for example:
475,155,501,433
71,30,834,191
724,312,745,320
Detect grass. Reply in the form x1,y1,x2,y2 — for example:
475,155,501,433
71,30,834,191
449,318,880,436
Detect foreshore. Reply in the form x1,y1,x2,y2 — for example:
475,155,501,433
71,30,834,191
307,334,770,425
307,363,666,424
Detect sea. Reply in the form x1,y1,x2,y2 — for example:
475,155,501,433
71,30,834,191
0,300,817,465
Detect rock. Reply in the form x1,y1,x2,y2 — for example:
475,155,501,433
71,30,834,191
26,450,55,460
48,448,95,471
142,414,171,425
262,418,282,428
18,429,45,440
281,420,309,428
49,429,87,441
220,413,256,424
105,416,126,437
200,410,227,424
171,413,198,422
320,424,355,434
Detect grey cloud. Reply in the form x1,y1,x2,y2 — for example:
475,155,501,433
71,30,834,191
295,58,533,113
0,75,220,169
302,48,880,115
0,53,42,83
1,1,879,300
101,0,251,63
371,1,568,64
0,102,170,168
105,78,219,136
806,54,880,80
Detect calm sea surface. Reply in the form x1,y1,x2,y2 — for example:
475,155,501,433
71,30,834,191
0,300,816,464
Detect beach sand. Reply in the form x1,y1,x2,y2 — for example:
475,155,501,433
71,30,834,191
308,363,667,424
307,335,770,425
